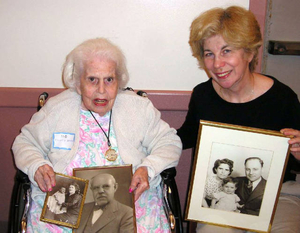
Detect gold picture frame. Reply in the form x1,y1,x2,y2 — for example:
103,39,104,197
185,120,291,233
40,172,89,229
73,165,136,233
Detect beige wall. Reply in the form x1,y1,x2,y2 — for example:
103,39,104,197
0,0,249,90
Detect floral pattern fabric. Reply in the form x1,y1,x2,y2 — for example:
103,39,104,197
204,175,223,200
26,109,170,233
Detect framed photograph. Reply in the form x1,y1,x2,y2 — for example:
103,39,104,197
73,165,136,233
40,173,89,229
185,120,291,233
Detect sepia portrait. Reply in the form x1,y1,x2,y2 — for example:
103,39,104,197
73,165,136,233
40,173,88,229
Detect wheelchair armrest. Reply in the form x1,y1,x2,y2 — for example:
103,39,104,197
9,169,31,233
16,170,30,184
161,167,183,233
9,92,47,233
161,167,177,180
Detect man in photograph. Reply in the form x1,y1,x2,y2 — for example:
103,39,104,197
235,157,267,216
75,173,134,233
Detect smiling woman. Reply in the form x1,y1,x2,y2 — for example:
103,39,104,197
177,5,300,233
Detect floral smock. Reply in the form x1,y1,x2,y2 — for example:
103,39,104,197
204,175,223,200
26,109,170,233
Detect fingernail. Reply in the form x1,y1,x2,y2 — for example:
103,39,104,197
129,188,132,193
48,188,52,192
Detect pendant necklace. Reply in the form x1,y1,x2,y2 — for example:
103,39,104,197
89,110,118,161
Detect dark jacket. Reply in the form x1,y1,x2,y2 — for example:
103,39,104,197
235,177,267,216
75,200,134,233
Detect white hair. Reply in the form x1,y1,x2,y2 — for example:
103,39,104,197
62,38,129,91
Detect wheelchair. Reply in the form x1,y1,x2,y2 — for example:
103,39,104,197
9,90,183,233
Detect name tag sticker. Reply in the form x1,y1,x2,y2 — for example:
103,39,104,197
53,133,75,150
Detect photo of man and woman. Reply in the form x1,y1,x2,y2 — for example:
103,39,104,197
202,143,272,216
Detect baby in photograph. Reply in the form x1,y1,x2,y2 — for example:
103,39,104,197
211,177,243,212
47,187,67,214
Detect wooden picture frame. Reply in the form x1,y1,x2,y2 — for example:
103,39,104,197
40,172,89,229
73,165,136,233
185,120,291,233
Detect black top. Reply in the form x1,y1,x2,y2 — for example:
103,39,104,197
177,76,300,182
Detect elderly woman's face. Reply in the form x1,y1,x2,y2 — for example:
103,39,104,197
77,58,119,116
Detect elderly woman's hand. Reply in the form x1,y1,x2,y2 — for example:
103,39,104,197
281,128,300,160
129,166,150,201
34,164,56,192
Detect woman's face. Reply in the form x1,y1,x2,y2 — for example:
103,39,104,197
203,34,253,90
69,185,76,195
77,58,119,116
215,163,230,180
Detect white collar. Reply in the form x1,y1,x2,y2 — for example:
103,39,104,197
252,177,262,190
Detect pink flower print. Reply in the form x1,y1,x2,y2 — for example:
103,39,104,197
85,157,91,166
137,224,147,233
151,208,160,218
135,205,146,219
155,228,164,233
66,161,81,175
77,149,86,158
80,114,87,123
79,128,92,143
148,195,159,206
86,117,95,125
90,127,102,134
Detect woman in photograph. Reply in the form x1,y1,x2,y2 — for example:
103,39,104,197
55,183,82,225
12,38,181,232
177,5,300,233
203,158,234,207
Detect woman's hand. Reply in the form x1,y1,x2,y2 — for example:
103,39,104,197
281,128,300,160
129,166,149,201
34,164,56,192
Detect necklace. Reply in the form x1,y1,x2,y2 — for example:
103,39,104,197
89,110,118,161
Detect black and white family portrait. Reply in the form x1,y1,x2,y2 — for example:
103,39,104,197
186,121,291,233
202,143,272,216
41,173,88,228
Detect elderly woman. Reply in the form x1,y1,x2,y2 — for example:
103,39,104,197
12,38,182,232
177,6,300,233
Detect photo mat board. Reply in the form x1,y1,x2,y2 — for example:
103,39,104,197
185,120,291,233
40,173,89,229
73,165,136,232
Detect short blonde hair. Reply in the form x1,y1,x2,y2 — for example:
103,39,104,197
62,38,129,91
189,6,262,72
